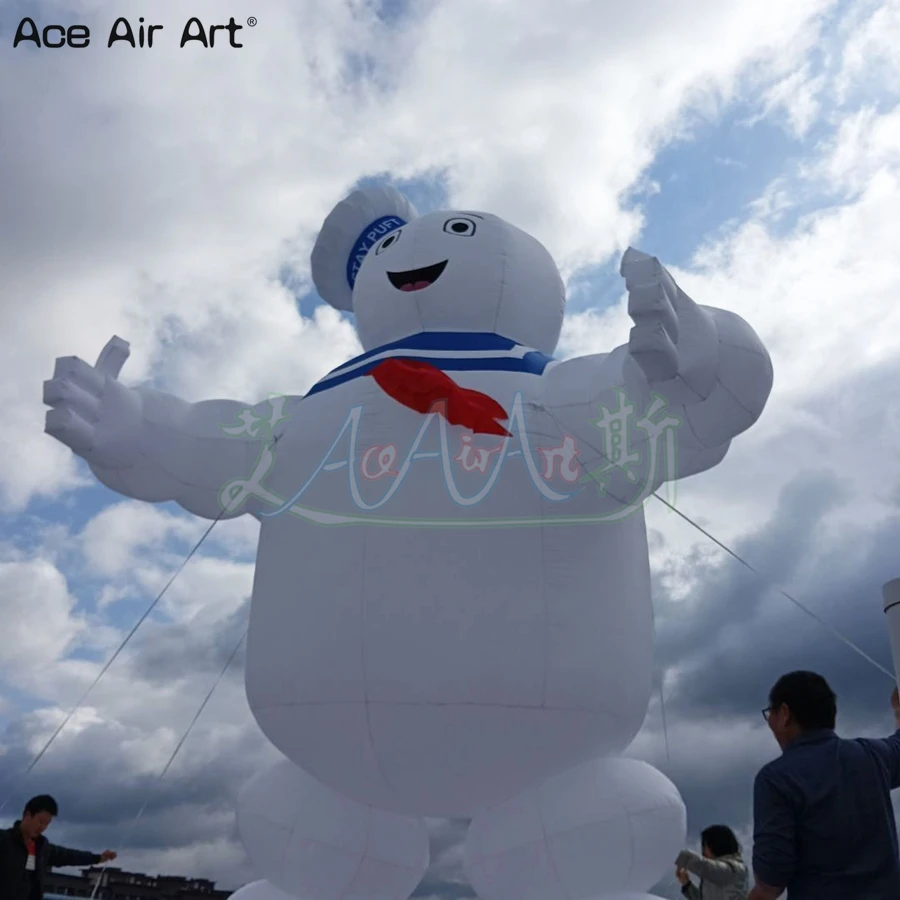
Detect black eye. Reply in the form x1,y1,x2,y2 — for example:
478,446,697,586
443,217,476,236
375,230,402,254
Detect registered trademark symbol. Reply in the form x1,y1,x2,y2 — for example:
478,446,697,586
247,17,257,26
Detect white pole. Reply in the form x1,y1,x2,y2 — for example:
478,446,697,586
882,579,900,687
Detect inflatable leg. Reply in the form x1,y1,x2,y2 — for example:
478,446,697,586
229,881,300,900
463,756,685,900
237,756,430,900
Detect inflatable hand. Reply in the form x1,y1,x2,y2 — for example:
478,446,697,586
44,336,142,469
620,245,772,450
621,247,685,383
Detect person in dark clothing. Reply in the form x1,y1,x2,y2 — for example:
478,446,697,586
750,671,900,900
0,795,117,900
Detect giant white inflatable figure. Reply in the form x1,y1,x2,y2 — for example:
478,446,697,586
43,186,773,900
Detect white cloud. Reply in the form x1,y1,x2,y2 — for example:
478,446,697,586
757,63,826,136
645,111,900,553
814,104,900,193
836,0,900,102
0,559,85,671
0,0,838,511
146,555,253,623
80,502,206,579
556,92,900,553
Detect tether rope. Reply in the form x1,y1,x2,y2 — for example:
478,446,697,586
0,508,227,815
88,630,247,899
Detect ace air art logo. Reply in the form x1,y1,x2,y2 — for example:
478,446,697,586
214,390,682,527
12,16,257,49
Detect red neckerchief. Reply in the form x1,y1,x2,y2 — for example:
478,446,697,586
369,358,511,437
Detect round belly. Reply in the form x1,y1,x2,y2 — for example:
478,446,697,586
244,512,654,818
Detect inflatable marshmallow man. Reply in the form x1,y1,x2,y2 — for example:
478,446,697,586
44,186,773,900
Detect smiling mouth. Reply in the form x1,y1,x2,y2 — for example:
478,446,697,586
387,260,448,292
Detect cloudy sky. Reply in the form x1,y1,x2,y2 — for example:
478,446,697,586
2,0,900,897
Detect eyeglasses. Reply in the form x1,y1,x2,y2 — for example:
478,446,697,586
762,707,772,721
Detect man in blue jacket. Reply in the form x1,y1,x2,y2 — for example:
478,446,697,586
0,795,117,900
751,671,900,899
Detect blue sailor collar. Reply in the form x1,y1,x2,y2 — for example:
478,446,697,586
305,331,556,398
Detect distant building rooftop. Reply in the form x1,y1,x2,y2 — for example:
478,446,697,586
44,866,233,900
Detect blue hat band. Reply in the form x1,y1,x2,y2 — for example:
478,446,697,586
346,216,407,290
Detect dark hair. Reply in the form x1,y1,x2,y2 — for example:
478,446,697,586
701,824,741,858
23,795,58,817
769,670,837,730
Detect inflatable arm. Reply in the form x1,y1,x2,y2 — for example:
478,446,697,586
545,248,773,486
43,337,287,520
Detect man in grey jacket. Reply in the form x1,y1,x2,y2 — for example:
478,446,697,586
0,795,117,900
